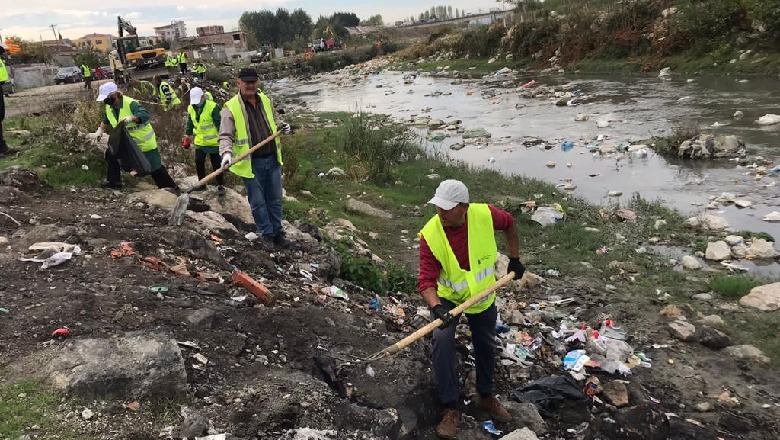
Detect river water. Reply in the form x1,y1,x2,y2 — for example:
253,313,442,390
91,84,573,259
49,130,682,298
278,69,780,276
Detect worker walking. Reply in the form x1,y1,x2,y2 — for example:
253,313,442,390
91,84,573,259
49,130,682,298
93,81,178,191
152,75,181,112
177,49,188,75
0,45,11,158
218,68,292,248
81,63,92,89
417,179,525,439
193,62,207,80
185,87,225,195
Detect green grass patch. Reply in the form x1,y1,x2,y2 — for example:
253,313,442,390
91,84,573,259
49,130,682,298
709,274,763,298
0,380,58,437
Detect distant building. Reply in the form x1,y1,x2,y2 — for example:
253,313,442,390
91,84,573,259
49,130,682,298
40,39,77,55
196,25,224,37
174,30,248,60
74,33,114,53
154,21,186,41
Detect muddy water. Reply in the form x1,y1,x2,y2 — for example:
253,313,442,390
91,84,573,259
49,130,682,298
279,70,780,276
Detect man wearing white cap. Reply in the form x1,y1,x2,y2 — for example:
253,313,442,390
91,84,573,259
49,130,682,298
94,81,178,190
417,179,525,439
184,87,224,194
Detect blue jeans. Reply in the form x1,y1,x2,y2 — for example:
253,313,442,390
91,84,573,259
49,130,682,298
242,155,283,237
431,299,497,405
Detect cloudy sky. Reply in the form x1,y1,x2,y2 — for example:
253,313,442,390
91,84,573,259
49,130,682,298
1,1,509,41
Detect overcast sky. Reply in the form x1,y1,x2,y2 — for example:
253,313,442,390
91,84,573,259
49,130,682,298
1,1,510,41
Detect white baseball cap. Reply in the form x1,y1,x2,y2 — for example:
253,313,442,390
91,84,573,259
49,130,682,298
96,81,118,101
428,179,469,210
190,87,204,105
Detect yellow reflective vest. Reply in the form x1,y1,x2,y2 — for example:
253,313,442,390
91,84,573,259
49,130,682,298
177,52,187,64
0,59,8,83
187,100,219,147
81,64,91,78
419,203,498,314
158,81,181,111
223,93,282,179
104,96,157,153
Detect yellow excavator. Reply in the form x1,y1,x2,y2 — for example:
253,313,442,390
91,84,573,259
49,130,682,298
115,16,169,80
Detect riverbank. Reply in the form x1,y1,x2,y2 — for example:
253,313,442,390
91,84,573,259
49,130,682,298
1,83,779,439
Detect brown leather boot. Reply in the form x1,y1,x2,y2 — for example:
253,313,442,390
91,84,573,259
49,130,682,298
476,395,512,422
436,408,461,439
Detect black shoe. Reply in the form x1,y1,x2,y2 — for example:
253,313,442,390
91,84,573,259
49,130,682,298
217,185,226,197
272,231,290,249
101,181,123,189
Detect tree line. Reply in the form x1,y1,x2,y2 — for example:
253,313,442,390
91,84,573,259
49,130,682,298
239,9,383,50
412,5,470,23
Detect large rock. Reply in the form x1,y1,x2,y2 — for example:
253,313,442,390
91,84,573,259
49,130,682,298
499,428,539,440
127,188,179,210
345,199,393,219
705,241,731,261
696,325,732,349
129,185,255,225
745,239,777,259
19,333,187,399
184,210,239,234
739,283,780,311
668,320,696,342
686,214,730,231
504,402,547,435
721,345,770,364
602,380,630,407
681,255,702,270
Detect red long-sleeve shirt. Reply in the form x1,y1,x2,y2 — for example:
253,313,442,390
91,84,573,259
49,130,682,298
417,205,515,293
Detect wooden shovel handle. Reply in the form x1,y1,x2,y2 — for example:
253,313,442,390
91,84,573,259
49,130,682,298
376,272,516,358
186,131,283,193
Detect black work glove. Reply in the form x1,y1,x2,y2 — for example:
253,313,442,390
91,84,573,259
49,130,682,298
431,304,457,328
508,258,526,280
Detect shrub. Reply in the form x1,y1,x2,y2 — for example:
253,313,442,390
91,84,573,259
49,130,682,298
338,111,416,183
709,274,762,298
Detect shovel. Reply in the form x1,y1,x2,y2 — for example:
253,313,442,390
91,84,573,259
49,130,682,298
168,131,282,226
338,271,516,367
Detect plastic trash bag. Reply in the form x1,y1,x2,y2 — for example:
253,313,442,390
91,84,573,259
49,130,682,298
512,375,586,414
108,126,152,175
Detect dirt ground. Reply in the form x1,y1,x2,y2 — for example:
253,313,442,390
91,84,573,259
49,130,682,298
1,78,779,440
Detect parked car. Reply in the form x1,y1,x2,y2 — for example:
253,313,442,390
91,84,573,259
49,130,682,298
54,67,82,84
96,66,113,79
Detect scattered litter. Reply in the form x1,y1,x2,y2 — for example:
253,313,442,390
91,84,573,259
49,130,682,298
323,285,349,301
232,269,274,305
148,285,168,294
365,365,375,377
193,353,209,365
245,232,259,241
531,206,565,226
125,401,140,411
482,421,503,436
52,327,71,339
512,376,586,414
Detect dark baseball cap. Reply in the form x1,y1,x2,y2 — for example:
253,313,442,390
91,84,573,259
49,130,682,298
238,67,258,82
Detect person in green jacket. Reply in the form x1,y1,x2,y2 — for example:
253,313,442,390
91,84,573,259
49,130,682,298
152,75,181,112
184,87,224,195
93,81,178,191
193,62,207,80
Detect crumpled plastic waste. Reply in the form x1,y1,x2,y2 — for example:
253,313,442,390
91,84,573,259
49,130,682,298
512,376,587,414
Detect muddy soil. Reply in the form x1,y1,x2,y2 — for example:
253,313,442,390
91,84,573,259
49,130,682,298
1,74,779,440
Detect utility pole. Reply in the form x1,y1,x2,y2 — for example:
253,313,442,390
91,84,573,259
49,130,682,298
49,24,58,40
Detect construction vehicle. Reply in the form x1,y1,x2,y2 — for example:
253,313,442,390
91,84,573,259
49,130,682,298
115,16,169,80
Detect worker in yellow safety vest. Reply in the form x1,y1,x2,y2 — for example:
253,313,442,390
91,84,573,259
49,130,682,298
184,87,225,195
93,81,179,191
0,45,11,157
177,49,188,75
81,63,92,89
152,75,181,111
417,179,525,439
217,68,292,248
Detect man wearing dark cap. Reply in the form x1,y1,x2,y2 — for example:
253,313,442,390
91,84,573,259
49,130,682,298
0,45,9,157
218,67,291,247
418,179,526,439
